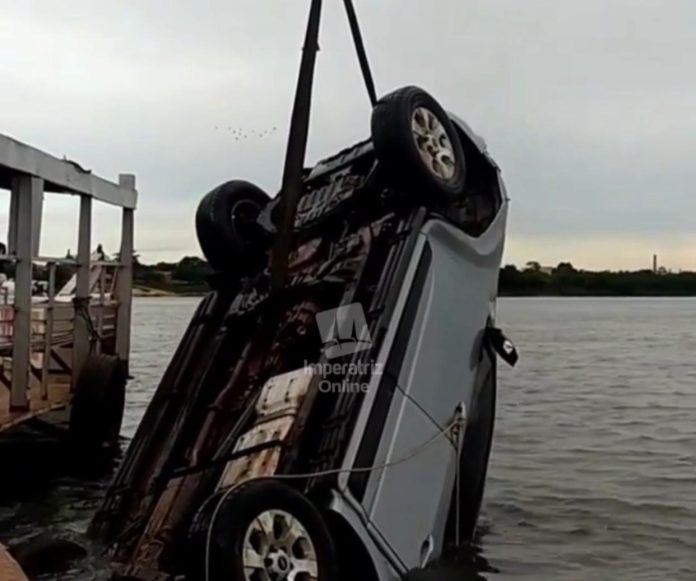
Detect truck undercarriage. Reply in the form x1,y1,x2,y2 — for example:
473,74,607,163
91,87,511,581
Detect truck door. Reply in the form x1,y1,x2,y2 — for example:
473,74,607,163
349,218,504,569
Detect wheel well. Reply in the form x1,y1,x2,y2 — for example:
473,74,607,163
323,510,379,581
452,124,502,235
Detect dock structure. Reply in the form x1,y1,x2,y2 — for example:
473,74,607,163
0,133,136,435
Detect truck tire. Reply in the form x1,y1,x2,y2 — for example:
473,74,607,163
192,480,338,581
196,180,271,274
371,86,467,204
69,353,126,451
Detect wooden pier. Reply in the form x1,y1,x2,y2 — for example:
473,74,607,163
0,543,28,581
0,133,136,438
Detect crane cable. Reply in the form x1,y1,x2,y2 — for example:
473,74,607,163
270,0,378,291
343,0,378,106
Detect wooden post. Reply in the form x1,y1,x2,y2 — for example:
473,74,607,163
7,186,19,256
116,174,135,368
97,264,106,354
41,262,56,400
32,187,44,257
72,194,92,390
9,177,43,256
10,176,42,410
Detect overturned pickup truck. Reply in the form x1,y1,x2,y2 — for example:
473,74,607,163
91,86,511,581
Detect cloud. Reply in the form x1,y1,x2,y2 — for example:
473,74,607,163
1,0,694,269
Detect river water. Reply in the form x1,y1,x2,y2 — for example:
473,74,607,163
1,297,695,580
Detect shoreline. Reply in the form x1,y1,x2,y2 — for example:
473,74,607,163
133,291,696,299
498,292,696,298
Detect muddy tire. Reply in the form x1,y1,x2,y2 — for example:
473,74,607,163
191,480,338,581
196,180,271,274
69,354,126,451
371,86,467,204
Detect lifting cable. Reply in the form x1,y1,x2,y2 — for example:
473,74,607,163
74,296,102,350
343,0,378,106
271,0,378,291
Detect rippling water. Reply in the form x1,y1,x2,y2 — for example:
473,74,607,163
1,297,695,580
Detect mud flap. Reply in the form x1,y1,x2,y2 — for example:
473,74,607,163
484,327,519,367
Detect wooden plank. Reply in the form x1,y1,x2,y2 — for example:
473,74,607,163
116,205,134,363
0,543,28,581
72,195,92,390
0,133,137,209
0,374,71,432
41,265,56,399
10,175,41,410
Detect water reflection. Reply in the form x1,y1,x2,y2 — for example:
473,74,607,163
0,440,121,579
1,438,501,580
407,543,497,580
4,297,695,580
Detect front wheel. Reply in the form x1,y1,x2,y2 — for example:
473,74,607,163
371,86,467,205
195,480,338,581
195,180,271,275
69,353,126,451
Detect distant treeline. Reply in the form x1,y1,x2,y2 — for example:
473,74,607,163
134,257,696,297
500,262,696,297
134,256,211,295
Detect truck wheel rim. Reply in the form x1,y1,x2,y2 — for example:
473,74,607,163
242,509,318,580
411,106,457,181
231,199,259,245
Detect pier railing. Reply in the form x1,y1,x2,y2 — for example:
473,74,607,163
0,133,136,429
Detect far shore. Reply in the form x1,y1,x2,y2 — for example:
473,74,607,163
134,287,696,299
134,258,696,299
133,287,203,298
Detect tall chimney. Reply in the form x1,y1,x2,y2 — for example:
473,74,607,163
652,254,658,273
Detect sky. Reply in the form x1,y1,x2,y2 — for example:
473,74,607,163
0,0,694,271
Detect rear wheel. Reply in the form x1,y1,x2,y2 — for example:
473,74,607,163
191,480,338,581
69,353,126,451
196,180,271,274
371,86,467,204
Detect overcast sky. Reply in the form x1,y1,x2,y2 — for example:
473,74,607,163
1,0,694,270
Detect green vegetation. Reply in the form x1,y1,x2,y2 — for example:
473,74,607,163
500,262,696,297
134,256,211,295
133,257,696,297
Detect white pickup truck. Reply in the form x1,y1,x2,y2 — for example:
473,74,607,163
91,86,513,581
